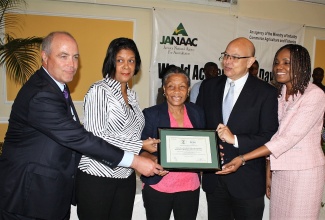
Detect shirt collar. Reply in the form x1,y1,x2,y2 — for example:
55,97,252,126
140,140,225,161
42,66,65,92
226,72,249,87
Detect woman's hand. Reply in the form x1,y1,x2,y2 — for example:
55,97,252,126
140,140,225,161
216,156,242,175
140,151,158,162
157,170,169,177
266,159,272,199
142,137,160,153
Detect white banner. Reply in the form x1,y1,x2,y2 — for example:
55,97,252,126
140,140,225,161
150,8,305,105
150,8,236,105
236,16,304,83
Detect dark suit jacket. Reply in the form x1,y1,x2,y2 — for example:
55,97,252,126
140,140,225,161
140,101,205,185
196,74,278,199
0,67,124,220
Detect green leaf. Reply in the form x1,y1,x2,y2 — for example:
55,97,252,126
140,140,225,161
0,0,43,85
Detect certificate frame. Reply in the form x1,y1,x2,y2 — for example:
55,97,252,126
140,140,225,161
158,128,220,170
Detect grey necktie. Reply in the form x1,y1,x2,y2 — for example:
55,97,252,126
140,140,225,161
223,81,235,124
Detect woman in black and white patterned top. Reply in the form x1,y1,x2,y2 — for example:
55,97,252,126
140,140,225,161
76,38,158,220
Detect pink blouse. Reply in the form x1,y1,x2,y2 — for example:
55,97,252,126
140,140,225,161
150,106,200,193
266,83,325,170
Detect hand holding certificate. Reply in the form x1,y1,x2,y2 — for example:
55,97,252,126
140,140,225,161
158,128,221,170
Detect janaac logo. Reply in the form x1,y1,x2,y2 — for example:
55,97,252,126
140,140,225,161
172,23,188,36
159,23,198,47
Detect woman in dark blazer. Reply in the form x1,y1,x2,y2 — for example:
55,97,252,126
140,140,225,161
140,66,205,220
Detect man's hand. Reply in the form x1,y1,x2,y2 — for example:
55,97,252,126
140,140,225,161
217,123,235,144
142,138,160,153
131,154,162,177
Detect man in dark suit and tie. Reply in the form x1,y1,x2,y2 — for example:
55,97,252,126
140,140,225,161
196,37,278,220
0,31,162,220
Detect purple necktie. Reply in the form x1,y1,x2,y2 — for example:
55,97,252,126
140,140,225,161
63,86,69,100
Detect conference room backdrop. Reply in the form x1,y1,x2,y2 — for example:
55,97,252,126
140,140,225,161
149,8,304,105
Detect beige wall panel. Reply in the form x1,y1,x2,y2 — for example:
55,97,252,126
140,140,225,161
314,39,325,82
6,13,133,101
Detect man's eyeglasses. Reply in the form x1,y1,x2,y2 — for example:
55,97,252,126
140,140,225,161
219,52,253,62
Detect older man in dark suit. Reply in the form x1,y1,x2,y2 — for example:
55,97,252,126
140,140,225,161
0,31,162,220
196,37,278,220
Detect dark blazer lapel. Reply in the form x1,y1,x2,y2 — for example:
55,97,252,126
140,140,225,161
218,76,227,125
39,67,80,122
159,102,171,128
66,85,80,123
38,67,64,97
37,68,81,166
186,104,199,128
185,103,205,128
215,77,227,124
227,75,255,126
200,76,226,127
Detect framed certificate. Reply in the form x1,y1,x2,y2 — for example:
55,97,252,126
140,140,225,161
158,128,220,170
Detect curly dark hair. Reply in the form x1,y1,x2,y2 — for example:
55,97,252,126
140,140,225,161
102,37,141,78
272,44,311,97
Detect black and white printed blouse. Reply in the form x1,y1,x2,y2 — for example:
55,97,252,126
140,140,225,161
78,77,145,179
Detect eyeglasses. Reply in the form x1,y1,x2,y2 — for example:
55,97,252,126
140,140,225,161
219,52,253,62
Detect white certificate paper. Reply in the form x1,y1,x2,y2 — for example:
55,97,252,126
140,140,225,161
166,135,212,163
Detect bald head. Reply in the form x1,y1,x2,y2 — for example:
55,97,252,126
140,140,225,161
41,31,79,84
222,37,256,80
42,31,77,55
227,37,255,57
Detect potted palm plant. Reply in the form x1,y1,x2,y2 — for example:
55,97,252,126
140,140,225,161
1,0,43,85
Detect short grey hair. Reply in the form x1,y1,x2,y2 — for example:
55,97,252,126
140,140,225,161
162,66,191,87
41,31,76,54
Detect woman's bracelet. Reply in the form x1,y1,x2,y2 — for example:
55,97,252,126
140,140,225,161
239,155,246,166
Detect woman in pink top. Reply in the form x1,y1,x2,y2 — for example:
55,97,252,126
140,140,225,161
218,44,325,220
140,66,205,220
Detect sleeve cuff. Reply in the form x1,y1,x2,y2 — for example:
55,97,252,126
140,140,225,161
233,135,239,148
118,152,134,167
